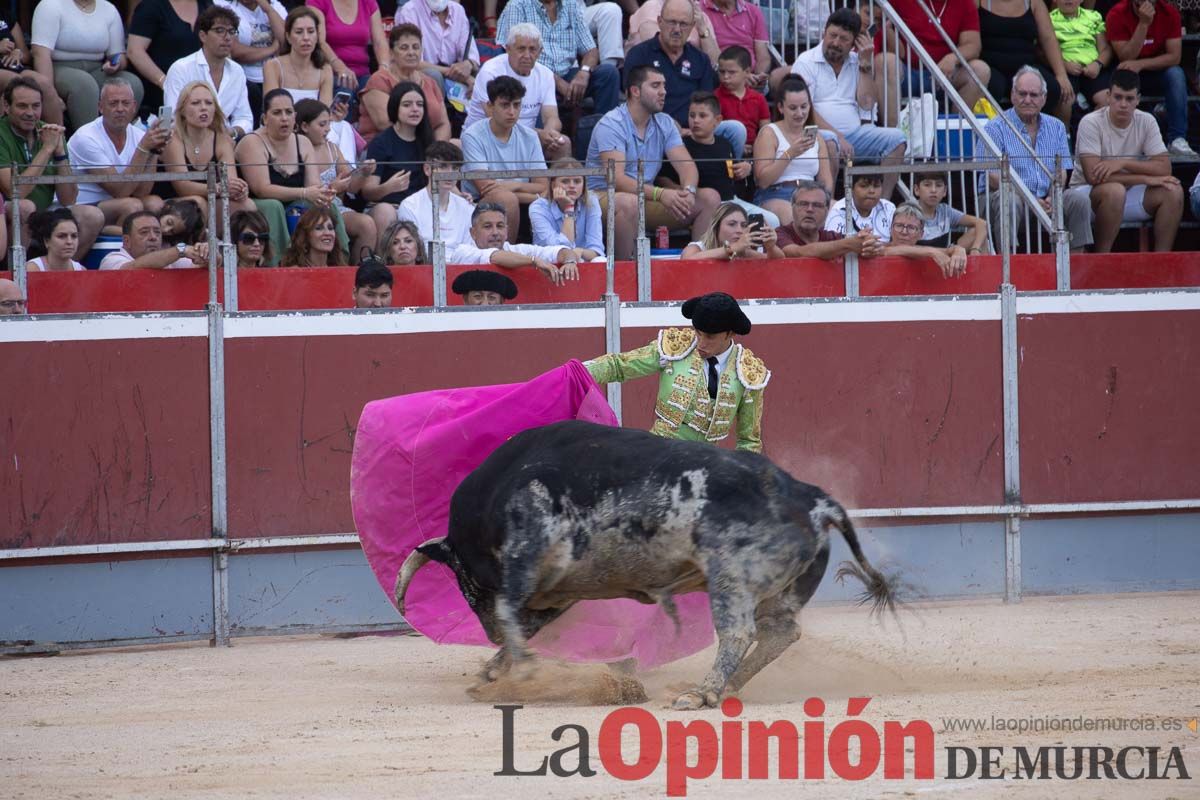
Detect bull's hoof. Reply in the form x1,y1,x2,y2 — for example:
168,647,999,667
509,658,537,682
671,690,715,710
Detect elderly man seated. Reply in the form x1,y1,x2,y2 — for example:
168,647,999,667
775,180,882,259
885,203,968,278
979,65,1091,253
449,202,581,286
452,269,520,305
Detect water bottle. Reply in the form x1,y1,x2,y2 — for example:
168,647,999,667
286,205,303,235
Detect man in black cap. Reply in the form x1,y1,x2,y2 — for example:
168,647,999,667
585,292,770,452
452,269,519,306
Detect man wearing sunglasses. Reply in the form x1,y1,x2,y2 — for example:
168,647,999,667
99,210,208,269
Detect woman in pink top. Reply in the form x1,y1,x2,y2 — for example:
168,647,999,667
307,0,390,90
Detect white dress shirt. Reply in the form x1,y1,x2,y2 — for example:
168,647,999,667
163,50,254,134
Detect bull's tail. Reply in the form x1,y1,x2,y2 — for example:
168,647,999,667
817,500,898,618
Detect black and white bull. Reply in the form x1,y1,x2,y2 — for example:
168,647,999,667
395,420,895,709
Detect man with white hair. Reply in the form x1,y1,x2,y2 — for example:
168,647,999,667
68,80,172,229
979,65,1092,252
466,23,571,160
497,0,622,118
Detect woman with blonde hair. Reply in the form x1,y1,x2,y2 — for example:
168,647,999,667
376,219,427,266
529,158,604,263
160,80,256,221
681,201,782,261
280,207,347,267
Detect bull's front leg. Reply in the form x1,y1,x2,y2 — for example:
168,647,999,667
673,591,756,710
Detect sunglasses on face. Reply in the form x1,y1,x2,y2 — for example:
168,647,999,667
239,232,270,245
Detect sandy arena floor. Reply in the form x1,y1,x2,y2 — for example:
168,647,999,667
3,592,1199,799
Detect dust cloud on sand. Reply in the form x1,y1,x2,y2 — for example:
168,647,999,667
3,592,1198,799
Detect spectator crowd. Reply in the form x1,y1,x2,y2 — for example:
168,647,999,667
1,0,1198,301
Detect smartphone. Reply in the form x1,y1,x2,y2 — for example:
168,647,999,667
747,213,766,230
109,54,121,67
804,124,819,138
157,106,173,130
867,22,879,37
334,89,353,106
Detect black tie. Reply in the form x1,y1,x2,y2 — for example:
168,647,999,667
707,357,719,399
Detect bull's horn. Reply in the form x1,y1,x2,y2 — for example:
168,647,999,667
394,537,445,616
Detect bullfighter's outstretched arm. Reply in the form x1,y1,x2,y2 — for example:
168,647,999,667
583,341,661,385
735,387,765,453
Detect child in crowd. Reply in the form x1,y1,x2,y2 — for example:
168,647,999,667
824,168,895,242
397,141,476,248
912,173,988,252
1049,0,1113,110
658,92,780,230
530,159,605,262
714,46,770,155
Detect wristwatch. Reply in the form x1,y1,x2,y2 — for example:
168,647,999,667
580,65,591,73
683,184,697,194
176,243,187,256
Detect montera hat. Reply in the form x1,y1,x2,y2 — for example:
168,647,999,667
451,269,519,300
681,292,751,335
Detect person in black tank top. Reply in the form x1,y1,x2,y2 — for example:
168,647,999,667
977,0,1072,121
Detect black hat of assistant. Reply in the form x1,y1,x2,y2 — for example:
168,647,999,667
451,269,518,300
681,292,751,335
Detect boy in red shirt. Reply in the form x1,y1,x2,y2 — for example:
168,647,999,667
714,46,770,155
1104,0,1194,156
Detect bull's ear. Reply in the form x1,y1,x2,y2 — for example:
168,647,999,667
417,539,452,564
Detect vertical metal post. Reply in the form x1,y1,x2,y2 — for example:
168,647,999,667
1052,155,1070,291
203,163,230,645
431,170,446,307
843,161,859,297
998,157,1012,285
10,169,26,296
603,160,623,421
218,164,237,311
635,158,650,301
1001,282,1022,603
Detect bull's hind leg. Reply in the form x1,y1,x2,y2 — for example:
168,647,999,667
726,544,830,693
725,597,802,693
673,588,757,710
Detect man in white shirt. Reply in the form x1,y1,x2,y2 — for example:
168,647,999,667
448,202,580,286
163,5,254,137
824,169,895,241
788,9,906,198
464,24,570,160
214,0,287,119
397,141,476,247
68,80,172,227
99,210,208,270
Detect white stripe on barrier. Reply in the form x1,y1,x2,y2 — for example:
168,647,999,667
623,297,1002,327
3,290,1199,343
223,305,608,338
1016,290,1200,316
0,314,208,343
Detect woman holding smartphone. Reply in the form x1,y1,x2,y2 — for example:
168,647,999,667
161,81,256,220
295,97,377,259
680,202,782,261
751,75,832,228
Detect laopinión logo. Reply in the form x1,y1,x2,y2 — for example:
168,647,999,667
495,698,1192,796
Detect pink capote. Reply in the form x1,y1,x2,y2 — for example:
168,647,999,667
350,360,715,668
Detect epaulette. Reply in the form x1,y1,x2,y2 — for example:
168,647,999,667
657,327,698,361
736,345,771,390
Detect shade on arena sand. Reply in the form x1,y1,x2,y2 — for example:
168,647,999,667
350,360,715,668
